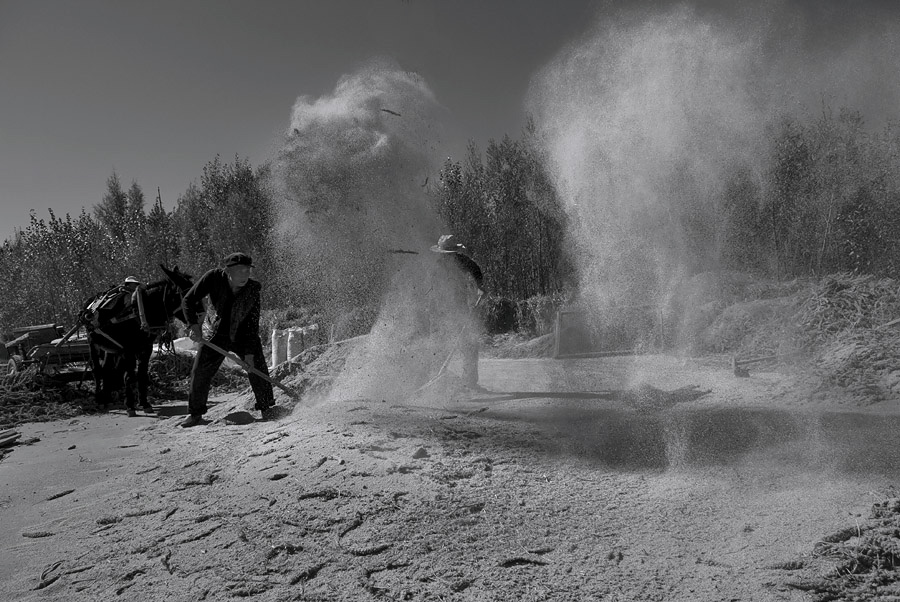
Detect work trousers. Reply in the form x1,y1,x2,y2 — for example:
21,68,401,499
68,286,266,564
188,336,274,417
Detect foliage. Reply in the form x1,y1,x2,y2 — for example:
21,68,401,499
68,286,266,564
172,155,275,288
751,108,900,277
0,155,276,335
93,172,129,242
5,103,900,347
433,119,574,301
0,209,117,331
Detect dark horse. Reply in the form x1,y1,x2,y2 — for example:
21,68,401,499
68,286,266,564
79,265,193,414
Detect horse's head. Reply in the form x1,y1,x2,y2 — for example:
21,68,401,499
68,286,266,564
158,264,194,323
160,264,194,294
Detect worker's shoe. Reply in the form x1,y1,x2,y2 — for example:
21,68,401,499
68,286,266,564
260,407,278,421
181,415,203,428
140,403,155,414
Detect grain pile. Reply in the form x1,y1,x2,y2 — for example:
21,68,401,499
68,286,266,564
266,336,361,406
678,271,809,356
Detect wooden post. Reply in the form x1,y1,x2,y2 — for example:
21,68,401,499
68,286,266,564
553,310,561,359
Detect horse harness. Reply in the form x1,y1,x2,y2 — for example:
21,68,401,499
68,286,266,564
82,281,176,354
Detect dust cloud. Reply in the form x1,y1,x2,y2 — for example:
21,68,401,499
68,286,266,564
271,59,475,402
525,1,900,357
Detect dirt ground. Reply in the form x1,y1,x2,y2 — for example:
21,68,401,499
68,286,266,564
2,353,899,601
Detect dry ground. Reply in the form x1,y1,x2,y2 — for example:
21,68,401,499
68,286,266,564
2,354,899,601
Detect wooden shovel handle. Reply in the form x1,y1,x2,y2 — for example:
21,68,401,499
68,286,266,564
198,339,295,395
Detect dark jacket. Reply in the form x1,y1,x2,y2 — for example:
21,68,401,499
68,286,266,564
182,268,262,351
452,253,484,290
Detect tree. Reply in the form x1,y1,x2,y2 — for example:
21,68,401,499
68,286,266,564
145,188,177,272
0,209,117,331
94,172,129,242
433,125,572,301
172,155,275,294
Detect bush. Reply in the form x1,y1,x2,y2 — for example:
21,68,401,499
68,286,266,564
482,296,517,334
515,292,568,336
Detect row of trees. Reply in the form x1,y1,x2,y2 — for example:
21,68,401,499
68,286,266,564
2,105,900,336
0,156,273,333
433,121,573,301
722,107,900,277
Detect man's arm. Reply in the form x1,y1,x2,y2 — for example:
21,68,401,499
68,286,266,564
182,269,215,340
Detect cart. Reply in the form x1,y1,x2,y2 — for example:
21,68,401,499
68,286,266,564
2,324,92,381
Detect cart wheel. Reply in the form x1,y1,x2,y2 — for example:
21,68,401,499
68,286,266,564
6,358,18,376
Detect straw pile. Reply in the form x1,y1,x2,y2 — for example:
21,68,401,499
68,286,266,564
799,275,900,402
697,272,900,402
484,333,555,358
793,496,900,600
148,348,254,399
0,365,89,429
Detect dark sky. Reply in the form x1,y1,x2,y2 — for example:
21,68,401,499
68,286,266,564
1,0,898,241
0,0,597,239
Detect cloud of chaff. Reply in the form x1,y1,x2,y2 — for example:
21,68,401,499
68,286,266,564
271,59,472,401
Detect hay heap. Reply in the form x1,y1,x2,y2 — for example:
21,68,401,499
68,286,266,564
0,366,89,429
693,272,900,402
148,348,250,399
484,333,555,359
790,495,900,600
799,274,900,401
677,271,808,356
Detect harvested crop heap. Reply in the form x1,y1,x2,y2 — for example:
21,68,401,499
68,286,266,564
267,337,358,405
0,366,89,429
799,274,900,402
484,332,555,359
789,495,900,601
696,272,900,402
148,348,247,398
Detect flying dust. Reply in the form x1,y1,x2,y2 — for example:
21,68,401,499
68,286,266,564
506,0,900,486
271,59,479,402
269,3,900,411
526,0,900,365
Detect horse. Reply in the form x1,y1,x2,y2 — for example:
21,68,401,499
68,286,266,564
80,265,194,415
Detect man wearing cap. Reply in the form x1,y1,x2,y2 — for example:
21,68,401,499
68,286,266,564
180,252,275,427
121,276,141,307
430,234,487,389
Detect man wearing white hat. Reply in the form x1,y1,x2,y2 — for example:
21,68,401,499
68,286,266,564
430,234,486,389
122,276,141,307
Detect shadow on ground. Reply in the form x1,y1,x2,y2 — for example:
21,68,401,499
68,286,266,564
362,391,900,477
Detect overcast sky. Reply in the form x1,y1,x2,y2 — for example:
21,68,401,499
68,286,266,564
2,0,899,242
0,0,597,240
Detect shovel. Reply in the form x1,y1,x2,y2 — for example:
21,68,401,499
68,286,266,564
414,294,485,393
414,332,465,393
198,339,298,397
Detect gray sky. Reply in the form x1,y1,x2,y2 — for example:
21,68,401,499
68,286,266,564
0,0,596,240
2,0,899,242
